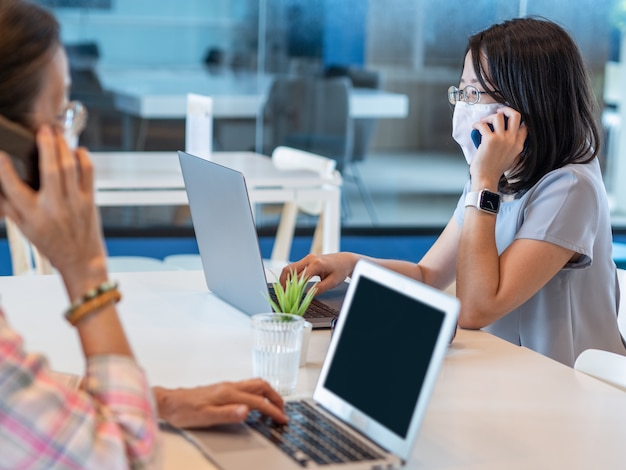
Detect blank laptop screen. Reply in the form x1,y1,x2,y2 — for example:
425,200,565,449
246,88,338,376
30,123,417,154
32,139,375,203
322,277,445,438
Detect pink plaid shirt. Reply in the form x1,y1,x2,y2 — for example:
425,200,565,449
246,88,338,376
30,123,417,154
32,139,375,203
0,309,160,469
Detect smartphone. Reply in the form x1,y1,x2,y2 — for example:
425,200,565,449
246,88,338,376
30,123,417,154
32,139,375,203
0,114,39,190
471,115,509,148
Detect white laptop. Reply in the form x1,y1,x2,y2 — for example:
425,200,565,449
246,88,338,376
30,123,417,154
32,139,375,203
174,259,460,469
178,150,346,328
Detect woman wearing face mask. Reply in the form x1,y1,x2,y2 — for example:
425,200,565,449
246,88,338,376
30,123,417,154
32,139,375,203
280,17,626,367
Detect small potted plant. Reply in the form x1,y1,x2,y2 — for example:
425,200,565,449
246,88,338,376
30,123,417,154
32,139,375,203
268,268,317,366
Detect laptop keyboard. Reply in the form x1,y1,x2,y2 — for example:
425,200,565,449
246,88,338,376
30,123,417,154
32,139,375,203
246,401,385,467
268,288,337,319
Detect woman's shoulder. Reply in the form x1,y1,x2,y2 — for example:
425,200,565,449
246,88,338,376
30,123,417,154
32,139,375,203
533,158,602,193
516,159,605,210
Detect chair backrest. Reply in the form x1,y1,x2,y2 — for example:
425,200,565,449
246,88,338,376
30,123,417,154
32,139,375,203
269,146,341,262
574,270,626,391
272,145,339,216
323,66,380,161
574,349,626,392
263,76,353,171
272,145,336,178
617,268,626,337
5,219,172,275
324,65,381,89
347,68,381,90
5,218,52,275
65,41,104,94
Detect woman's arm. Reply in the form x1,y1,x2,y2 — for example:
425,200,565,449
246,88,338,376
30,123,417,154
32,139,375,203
0,127,135,358
457,224,575,328
280,217,462,294
0,127,158,467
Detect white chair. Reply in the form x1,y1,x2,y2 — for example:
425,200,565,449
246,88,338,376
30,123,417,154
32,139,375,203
5,218,53,275
617,268,626,337
269,146,341,263
162,254,287,283
573,268,626,392
162,147,338,271
162,254,203,271
106,256,177,273
5,218,174,275
574,349,626,392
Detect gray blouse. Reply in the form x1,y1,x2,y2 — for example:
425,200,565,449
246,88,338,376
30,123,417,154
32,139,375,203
453,158,626,366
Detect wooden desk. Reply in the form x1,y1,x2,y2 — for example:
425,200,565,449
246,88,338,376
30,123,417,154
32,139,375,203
92,151,342,254
2,270,626,469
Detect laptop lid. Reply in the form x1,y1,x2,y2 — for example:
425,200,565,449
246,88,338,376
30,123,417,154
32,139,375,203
313,259,459,462
178,150,271,315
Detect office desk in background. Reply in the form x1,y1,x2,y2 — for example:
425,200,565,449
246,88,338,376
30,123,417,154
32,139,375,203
2,270,626,469
92,151,342,255
96,66,410,150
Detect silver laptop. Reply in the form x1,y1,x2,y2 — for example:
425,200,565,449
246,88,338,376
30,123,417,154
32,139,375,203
174,259,459,469
178,150,346,328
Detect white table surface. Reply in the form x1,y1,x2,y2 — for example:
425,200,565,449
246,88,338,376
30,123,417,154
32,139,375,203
2,270,626,469
92,151,342,254
97,66,409,120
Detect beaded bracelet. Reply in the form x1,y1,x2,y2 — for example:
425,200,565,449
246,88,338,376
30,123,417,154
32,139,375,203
64,280,122,326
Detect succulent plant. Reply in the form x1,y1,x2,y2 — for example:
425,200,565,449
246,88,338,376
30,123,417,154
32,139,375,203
268,268,318,316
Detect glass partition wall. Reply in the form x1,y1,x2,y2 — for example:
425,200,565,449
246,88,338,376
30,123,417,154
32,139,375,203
44,0,618,232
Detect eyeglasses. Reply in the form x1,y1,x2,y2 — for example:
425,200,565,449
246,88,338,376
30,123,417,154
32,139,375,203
448,85,490,105
57,100,88,138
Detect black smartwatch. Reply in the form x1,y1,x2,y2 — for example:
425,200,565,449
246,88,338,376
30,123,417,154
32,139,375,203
465,189,501,214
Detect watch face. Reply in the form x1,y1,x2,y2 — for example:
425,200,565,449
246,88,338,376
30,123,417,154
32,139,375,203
479,190,500,213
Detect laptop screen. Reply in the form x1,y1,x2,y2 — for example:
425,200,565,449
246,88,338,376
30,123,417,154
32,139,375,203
322,276,445,438
314,260,458,461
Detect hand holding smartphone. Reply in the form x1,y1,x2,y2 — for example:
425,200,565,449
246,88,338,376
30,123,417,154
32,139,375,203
471,115,509,148
0,114,39,191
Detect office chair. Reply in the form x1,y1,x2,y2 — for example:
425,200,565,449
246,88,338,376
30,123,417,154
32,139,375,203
5,218,171,275
65,41,117,150
264,76,353,169
325,65,381,162
263,75,377,223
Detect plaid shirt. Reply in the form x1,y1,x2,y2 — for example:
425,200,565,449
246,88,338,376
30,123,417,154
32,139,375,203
0,310,160,469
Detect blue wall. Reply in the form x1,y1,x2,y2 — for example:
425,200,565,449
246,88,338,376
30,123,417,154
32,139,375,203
0,234,437,276
3,233,626,276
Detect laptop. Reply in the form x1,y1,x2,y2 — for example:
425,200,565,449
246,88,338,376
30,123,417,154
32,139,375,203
178,150,347,328
172,259,459,469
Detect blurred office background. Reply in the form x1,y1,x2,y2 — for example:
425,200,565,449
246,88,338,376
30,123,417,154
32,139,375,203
27,0,626,237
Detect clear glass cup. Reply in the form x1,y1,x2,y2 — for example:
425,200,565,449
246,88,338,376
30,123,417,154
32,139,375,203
251,313,304,396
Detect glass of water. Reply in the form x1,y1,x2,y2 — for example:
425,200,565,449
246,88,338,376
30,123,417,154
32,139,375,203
251,313,304,396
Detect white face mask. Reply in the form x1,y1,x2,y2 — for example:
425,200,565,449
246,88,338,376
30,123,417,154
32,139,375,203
452,101,504,165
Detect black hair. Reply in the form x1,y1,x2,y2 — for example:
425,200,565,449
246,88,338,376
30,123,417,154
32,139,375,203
467,17,600,194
